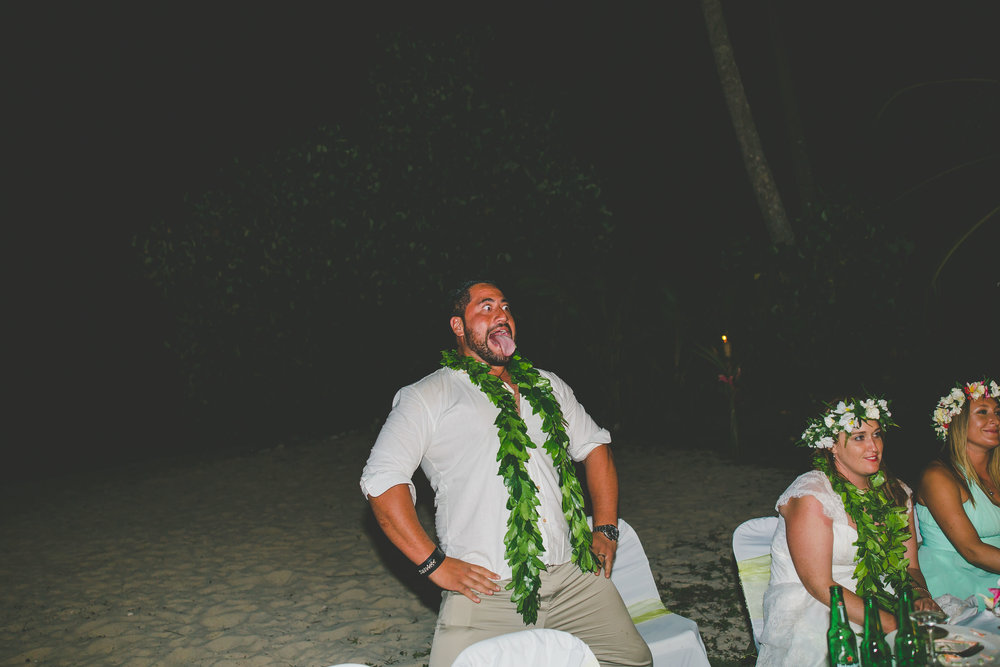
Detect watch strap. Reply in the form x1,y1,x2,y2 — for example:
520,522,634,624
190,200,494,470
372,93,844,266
593,523,619,542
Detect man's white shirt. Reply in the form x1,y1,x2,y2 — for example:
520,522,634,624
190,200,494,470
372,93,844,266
360,366,610,579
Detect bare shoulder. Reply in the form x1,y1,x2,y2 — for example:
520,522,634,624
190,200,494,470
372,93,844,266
781,492,831,523
920,460,959,486
917,460,966,505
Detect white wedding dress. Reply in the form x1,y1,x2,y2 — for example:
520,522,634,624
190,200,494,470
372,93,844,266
756,471,911,667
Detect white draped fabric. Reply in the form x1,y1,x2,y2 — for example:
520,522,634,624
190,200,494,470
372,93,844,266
758,471,912,666
451,629,599,667
757,471,863,667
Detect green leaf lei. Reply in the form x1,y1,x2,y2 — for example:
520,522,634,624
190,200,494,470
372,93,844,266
814,454,912,610
440,349,598,624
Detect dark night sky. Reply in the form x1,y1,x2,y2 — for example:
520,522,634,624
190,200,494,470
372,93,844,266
6,3,997,475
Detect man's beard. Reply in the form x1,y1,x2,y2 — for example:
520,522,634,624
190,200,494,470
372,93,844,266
465,323,513,366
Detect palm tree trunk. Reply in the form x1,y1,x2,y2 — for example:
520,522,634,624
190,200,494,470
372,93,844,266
702,0,795,246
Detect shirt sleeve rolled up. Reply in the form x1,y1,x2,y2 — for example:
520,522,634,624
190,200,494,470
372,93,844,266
359,385,432,505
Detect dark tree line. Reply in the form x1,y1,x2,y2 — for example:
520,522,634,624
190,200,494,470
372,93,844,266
134,14,998,473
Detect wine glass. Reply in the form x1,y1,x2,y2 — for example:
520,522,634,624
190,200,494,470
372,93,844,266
910,609,948,665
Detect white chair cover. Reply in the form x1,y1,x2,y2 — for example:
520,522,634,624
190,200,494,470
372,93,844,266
604,518,711,667
451,628,599,667
732,516,779,650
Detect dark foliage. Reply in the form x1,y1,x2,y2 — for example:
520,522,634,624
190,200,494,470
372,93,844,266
129,16,998,469
134,30,620,444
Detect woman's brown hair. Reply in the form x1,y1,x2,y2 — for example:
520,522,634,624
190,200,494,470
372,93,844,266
814,424,909,506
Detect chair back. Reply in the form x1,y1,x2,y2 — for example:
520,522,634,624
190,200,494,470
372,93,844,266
732,516,778,650
451,628,599,667
610,519,672,623
602,518,711,666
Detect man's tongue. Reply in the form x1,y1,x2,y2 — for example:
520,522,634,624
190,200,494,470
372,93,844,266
489,330,516,357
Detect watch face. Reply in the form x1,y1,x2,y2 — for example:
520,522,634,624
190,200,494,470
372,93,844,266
596,525,618,541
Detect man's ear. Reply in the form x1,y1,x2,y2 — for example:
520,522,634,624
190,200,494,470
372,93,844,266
449,316,464,338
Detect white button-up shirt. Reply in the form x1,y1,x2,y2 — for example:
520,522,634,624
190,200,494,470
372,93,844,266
360,366,610,579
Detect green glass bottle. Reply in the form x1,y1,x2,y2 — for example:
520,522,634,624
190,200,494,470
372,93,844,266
860,594,893,667
894,587,924,666
828,585,860,667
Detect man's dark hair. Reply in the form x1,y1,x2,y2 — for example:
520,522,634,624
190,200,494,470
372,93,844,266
448,279,499,318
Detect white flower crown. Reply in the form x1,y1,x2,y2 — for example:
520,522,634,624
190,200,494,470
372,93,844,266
799,397,895,449
931,379,1000,441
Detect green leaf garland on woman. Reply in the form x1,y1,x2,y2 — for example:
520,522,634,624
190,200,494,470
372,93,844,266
801,398,911,609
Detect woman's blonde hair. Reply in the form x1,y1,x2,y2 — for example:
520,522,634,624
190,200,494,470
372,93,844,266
944,400,1000,506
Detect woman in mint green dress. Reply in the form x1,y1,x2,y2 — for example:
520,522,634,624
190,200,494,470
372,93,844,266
916,378,1000,603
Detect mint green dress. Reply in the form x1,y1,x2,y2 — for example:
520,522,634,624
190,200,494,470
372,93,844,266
916,477,1000,603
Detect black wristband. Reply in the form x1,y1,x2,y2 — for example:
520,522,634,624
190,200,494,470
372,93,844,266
417,546,446,577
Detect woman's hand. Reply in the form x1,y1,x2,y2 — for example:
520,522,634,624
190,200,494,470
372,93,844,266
913,595,943,613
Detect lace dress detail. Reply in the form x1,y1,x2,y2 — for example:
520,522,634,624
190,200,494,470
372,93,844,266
756,471,912,667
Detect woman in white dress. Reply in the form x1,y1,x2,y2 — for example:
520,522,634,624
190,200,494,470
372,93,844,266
756,397,941,667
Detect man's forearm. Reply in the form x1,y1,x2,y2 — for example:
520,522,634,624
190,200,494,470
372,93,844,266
369,482,502,600
584,444,619,526
368,483,438,564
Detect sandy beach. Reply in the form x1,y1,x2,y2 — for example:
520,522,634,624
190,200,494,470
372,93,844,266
2,431,796,666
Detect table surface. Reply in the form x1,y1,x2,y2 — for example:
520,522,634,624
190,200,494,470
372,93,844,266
936,623,1000,665
883,612,1000,665
933,614,1000,665
958,611,1000,635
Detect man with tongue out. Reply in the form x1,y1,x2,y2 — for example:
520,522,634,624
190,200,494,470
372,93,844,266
361,281,652,666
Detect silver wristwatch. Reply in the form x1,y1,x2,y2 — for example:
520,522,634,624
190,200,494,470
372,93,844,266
593,523,619,542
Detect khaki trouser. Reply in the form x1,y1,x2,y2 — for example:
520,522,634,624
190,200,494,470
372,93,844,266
428,562,653,667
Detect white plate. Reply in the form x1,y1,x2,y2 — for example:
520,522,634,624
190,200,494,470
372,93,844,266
936,624,1000,665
